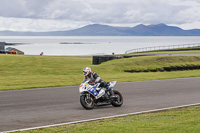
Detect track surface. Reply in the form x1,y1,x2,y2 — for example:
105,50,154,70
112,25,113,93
1,77,200,132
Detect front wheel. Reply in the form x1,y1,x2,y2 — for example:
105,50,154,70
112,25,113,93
80,94,95,110
111,90,123,107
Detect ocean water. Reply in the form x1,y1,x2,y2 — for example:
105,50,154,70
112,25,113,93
1,36,200,56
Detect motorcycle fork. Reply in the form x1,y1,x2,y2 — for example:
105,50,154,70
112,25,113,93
89,93,93,102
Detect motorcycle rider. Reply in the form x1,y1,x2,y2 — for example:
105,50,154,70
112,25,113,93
82,67,116,98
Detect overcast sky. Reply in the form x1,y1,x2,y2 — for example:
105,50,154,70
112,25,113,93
0,0,200,31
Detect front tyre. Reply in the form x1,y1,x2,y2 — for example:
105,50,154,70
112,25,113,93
111,90,123,107
80,94,95,110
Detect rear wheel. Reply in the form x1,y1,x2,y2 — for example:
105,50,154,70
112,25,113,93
111,90,123,107
80,94,95,110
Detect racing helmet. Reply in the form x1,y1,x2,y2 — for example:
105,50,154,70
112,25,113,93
83,67,92,76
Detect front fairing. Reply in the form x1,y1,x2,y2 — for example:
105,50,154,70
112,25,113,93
79,82,101,97
79,82,87,94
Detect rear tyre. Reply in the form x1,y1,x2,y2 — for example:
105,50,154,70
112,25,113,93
80,94,95,110
111,90,123,107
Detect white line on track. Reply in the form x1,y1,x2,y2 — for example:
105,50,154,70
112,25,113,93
3,103,200,133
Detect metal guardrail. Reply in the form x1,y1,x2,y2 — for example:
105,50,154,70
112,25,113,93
125,43,200,54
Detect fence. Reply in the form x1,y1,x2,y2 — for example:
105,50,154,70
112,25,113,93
125,43,200,54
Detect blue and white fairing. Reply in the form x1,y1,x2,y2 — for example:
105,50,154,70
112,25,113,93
79,81,117,99
79,81,100,97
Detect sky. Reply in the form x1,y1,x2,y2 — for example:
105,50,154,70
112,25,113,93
0,0,200,32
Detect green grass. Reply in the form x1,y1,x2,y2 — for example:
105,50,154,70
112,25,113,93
1,54,200,91
0,55,91,90
100,55,200,71
15,105,200,133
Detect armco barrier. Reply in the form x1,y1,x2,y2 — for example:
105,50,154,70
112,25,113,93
93,55,125,65
93,54,158,65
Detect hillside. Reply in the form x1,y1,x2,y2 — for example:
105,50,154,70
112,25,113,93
0,24,200,36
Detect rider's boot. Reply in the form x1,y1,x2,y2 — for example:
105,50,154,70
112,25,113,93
106,82,117,99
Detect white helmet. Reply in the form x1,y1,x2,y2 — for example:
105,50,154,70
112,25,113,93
83,67,92,76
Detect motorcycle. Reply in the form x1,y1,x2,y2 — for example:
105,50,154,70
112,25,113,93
79,80,123,110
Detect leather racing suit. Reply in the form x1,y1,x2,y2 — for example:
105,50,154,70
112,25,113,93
82,72,107,88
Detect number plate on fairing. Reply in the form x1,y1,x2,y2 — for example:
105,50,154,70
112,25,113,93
88,84,98,97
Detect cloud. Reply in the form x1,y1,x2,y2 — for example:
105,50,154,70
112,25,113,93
0,17,90,31
0,0,26,17
0,0,200,31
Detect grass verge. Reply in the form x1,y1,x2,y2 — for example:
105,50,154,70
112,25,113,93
15,105,200,133
0,54,200,91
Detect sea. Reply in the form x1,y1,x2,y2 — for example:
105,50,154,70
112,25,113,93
1,36,200,56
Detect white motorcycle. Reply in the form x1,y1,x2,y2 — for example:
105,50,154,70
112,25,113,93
79,80,123,110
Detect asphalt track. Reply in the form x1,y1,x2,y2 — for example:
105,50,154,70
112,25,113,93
0,77,200,132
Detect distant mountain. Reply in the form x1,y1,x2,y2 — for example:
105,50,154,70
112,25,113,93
0,23,200,36
131,23,184,36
